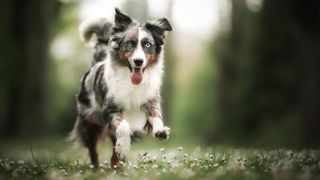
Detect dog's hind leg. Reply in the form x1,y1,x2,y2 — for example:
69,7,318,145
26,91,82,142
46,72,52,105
77,116,103,168
87,129,100,169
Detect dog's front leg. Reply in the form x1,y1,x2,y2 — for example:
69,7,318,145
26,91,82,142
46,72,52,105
108,112,131,168
145,101,170,141
103,100,131,168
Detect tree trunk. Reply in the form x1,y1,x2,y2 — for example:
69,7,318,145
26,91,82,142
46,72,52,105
0,0,59,137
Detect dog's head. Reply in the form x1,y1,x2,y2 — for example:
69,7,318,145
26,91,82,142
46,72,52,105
109,8,172,85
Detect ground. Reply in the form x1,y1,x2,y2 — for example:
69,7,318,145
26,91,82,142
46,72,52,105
0,138,319,180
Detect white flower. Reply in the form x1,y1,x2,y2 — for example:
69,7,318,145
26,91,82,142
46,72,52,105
74,160,79,166
18,160,25,165
190,163,196,168
178,147,183,152
152,156,158,162
162,168,167,173
160,147,165,152
152,164,158,169
120,161,125,166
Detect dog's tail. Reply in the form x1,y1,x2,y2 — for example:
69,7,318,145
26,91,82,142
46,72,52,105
79,18,113,66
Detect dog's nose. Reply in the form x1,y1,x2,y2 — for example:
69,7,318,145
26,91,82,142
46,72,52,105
133,59,143,67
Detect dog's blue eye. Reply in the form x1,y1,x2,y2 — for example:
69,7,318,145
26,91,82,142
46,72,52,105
127,42,133,48
145,43,151,48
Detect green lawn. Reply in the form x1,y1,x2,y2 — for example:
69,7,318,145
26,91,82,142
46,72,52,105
0,138,319,179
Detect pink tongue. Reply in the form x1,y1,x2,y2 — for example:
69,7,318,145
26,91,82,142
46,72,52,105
130,68,143,85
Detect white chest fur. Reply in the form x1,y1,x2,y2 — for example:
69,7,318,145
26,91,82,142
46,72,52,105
104,59,163,132
122,107,147,131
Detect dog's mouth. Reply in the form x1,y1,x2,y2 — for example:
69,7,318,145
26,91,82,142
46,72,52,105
127,59,146,85
130,67,145,85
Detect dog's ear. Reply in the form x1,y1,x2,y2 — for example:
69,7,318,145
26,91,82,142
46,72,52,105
144,18,172,40
113,8,133,33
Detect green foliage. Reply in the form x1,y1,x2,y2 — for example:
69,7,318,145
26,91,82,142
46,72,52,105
172,52,218,144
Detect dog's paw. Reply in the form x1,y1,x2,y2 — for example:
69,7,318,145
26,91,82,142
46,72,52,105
154,126,170,141
115,136,130,160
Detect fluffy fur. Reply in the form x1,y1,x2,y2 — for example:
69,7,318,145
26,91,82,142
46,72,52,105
70,8,172,169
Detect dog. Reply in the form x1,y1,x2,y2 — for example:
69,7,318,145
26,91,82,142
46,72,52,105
70,8,172,169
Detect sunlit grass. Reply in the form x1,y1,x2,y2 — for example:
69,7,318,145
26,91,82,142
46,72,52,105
0,138,319,179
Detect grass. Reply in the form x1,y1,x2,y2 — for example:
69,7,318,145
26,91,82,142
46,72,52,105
0,138,320,179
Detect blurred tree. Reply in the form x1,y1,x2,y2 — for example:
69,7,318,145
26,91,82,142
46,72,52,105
177,0,319,147
213,0,320,147
0,0,60,137
161,1,175,124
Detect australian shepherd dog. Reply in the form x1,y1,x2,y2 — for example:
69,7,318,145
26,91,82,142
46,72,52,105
70,8,172,169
